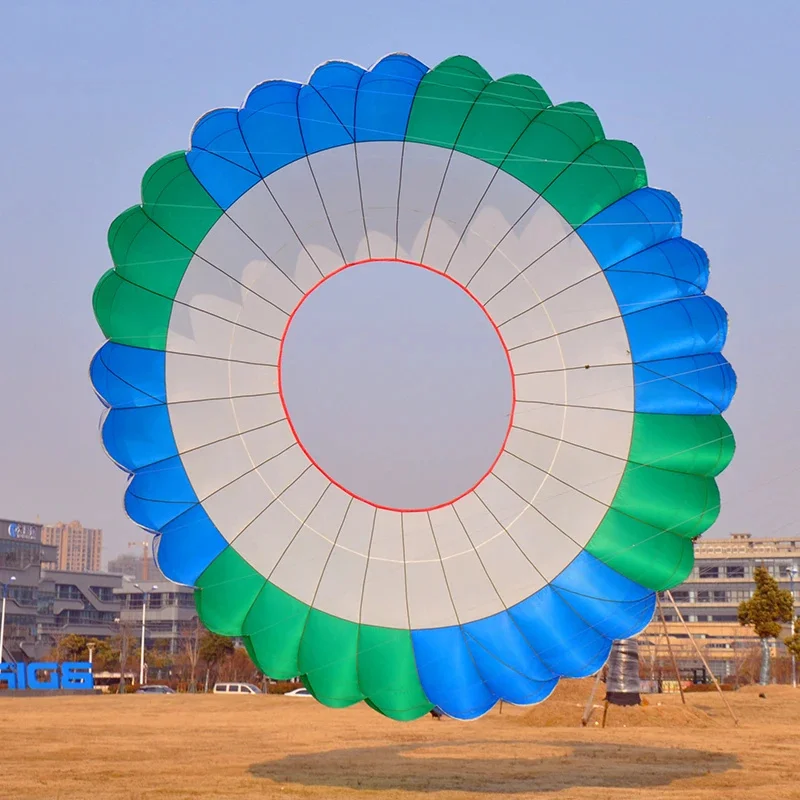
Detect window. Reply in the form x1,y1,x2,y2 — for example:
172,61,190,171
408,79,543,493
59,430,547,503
0,539,42,570
90,585,116,603
726,565,745,579
55,585,84,601
699,566,719,579
697,591,711,602
148,621,174,632
8,586,37,606
713,591,727,603
671,590,690,602
711,615,738,623
60,609,117,625
37,590,54,616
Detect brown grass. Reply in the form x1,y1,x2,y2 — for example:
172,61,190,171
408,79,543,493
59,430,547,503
2,680,799,799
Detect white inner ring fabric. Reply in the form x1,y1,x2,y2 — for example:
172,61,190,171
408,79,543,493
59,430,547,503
165,141,634,629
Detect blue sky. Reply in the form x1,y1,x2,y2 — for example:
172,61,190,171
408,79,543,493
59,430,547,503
1,0,798,561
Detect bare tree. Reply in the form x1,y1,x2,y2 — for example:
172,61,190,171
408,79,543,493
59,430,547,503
116,618,139,694
182,617,202,693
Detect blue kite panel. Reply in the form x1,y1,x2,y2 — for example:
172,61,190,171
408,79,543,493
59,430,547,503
462,610,558,705
464,630,558,706
410,549,658,717
155,505,227,586
625,296,728,362
188,56,429,203
634,353,736,414
411,626,496,719
508,585,612,677
605,238,709,314
125,455,199,532
239,81,305,178
297,84,353,155
579,188,682,269
102,405,177,472
191,108,259,174
90,342,166,408
464,610,556,683
187,108,261,209
551,551,656,640
355,54,428,142
309,61,366,140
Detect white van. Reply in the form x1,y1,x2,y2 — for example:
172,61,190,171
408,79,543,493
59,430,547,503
213,682,262,694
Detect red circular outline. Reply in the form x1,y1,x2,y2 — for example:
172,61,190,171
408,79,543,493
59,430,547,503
276,258,517,513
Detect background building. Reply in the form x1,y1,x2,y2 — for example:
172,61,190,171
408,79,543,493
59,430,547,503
2,516,122,661
107,553,163,583
1,518,56,661
2,517,199,669
640,533,800,681
116,577,198,654
42,521,103,572
40,570,122,643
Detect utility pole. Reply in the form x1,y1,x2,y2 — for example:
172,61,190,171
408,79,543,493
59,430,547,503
140,592,146,685
115,616,128,694
790,566,798,689
134,583,158,685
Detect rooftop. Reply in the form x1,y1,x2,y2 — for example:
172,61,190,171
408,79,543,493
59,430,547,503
696,533,800,556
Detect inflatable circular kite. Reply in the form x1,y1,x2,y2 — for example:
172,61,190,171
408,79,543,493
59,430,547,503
91,54,736,719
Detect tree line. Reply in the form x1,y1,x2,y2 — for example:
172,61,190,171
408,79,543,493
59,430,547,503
47,619,267,691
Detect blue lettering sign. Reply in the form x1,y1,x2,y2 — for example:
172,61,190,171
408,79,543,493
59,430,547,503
0,662,26,690
61,662,93,689
27,662,59,690
0,662,94,690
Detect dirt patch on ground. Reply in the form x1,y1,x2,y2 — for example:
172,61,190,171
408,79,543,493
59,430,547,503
515,678,717,727
1,681,799,799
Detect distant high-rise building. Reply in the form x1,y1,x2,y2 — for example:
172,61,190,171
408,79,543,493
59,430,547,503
107,553,163,582
41,521,103,572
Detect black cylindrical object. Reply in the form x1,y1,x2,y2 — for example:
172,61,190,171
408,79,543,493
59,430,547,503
606,638,641,706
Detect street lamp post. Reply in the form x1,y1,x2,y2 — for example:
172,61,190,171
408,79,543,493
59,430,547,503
0,576,17,661
790,566,798,689
114,616,127,694
134,583,158,685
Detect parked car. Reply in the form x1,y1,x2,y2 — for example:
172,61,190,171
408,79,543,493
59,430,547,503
213,682,262,694
284,687,312,697
135,685,176,694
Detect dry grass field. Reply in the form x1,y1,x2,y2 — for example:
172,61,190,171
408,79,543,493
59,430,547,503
2,680,799,800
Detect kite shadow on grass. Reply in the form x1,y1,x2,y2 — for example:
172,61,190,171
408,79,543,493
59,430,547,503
250,738,738,794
